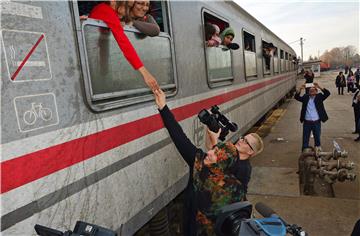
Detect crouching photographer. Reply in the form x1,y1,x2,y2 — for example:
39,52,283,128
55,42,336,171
153,89,264,236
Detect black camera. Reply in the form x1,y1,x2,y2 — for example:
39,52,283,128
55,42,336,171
34,221,117,236
198,105,238,141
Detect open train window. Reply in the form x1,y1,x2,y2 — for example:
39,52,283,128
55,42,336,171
203,10,233,88
262,40,274,75
243,30,257,78
273,46,279,74
280,49,285,73
289,53,292,71
72,1,176,111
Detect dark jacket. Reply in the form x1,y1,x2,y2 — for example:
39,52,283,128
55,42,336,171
294,88,331,123
352,89,360,107
159,105,249,236
336,75,346,87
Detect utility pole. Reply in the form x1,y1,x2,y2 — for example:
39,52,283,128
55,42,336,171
300,37,304,64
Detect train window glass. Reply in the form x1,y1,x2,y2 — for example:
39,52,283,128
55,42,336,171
262,40,274,75
243,30,257,78
273,46,279,74
73,2,176,111
280,49,285,73
203,11,233,87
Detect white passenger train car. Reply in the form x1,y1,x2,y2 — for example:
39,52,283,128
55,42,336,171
0,1,297,235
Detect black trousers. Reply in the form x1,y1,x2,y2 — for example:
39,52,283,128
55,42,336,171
338,87,344,95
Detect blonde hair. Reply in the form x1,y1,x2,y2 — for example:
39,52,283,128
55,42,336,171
249,133,264,156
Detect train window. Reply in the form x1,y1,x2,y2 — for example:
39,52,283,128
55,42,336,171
285,52,289,71
73,1,176,111
243,30,257,78
289,54,292,71
280,49,285,73
262,40,275,75
203,10,233,87
273,46,279,74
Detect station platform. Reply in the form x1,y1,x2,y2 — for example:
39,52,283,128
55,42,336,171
247,71,359,236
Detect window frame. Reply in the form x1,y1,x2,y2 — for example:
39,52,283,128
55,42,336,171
202,8,234,88
71,1,177,111
242,29,257,80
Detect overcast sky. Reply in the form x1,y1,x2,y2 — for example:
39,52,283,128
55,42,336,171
233,0,360,60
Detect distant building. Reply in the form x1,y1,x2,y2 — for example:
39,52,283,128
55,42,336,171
302,60,321,77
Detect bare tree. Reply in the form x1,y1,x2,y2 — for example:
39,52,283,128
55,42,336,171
320,45,359,68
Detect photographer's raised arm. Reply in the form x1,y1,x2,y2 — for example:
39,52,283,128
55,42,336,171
205,128,221,151
294,84,306,102
154,89,199,165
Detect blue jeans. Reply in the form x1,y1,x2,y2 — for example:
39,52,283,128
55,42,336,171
302,120,321,150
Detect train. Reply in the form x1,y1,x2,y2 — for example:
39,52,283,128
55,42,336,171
0,1,297,235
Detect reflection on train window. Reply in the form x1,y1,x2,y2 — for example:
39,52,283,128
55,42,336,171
273,46,279,74
280,49,285,73
80,21,176,110
77,1,169,33
285,52,289,71
243,30,257,78
73,1,175,110
203,10,233,87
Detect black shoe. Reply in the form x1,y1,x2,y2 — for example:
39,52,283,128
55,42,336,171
355,136,360,142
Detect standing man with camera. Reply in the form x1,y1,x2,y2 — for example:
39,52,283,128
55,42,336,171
153,88,264,236
295,82,330,151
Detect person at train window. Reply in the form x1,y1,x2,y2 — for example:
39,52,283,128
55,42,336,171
335,71,346,95
89,0,159,91
129,0,160,37
262,43,275,70
206,24,222,47
204,23,216,47
220,27,239,50
294,82,330,151
153,88,264,235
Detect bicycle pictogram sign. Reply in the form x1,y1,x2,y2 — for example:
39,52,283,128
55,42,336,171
14,93,59,132
23,102,52,125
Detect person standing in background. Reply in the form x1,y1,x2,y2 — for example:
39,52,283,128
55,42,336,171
335,71,346,95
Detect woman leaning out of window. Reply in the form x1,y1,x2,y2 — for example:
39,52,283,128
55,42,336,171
89,0,159,90
129,0,160,37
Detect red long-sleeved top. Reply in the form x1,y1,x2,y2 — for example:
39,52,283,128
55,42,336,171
89,3,143,70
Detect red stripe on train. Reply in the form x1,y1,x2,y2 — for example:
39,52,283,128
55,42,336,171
1,76,289,194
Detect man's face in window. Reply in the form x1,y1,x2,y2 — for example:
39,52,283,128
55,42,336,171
223,35,233,46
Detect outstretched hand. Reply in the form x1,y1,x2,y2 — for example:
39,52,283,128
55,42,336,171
153,88,166,110
138,67,160,91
